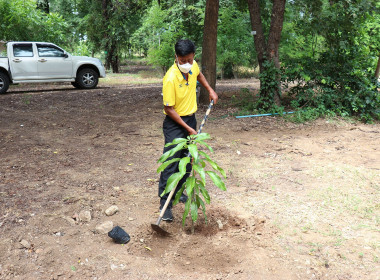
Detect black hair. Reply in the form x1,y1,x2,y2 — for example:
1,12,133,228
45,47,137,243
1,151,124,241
175,39,196,56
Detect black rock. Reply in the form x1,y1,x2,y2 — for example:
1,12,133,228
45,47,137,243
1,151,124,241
108,226,130,244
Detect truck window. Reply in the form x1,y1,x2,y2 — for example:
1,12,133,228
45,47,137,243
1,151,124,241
13,44,34,57
37,44,65,57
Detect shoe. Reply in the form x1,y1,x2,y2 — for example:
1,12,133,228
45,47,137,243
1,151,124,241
159,206,173,222
179,193,188,203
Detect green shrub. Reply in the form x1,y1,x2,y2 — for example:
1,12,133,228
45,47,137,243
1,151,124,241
157,133,226,233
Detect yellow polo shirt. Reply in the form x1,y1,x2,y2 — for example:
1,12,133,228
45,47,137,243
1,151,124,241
162,61,200,116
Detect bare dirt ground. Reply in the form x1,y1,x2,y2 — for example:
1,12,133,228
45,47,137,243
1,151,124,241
0,76,379,280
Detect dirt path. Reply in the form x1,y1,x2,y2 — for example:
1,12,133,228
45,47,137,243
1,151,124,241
0,81,379,280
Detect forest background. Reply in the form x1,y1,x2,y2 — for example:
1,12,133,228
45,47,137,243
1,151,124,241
0,0,379,122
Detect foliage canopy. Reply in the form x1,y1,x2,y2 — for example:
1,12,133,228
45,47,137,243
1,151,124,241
0,0,379,121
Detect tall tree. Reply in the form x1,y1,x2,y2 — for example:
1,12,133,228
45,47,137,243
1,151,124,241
247,0,286,107
0,0,67,45
37,0,50,13
82,0,147,72
101,0,119,72
199,0,219,105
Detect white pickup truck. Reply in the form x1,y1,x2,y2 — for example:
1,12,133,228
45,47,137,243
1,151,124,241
0,41,106,94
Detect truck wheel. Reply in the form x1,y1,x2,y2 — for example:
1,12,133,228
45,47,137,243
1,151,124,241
0,72,10,94
76,68,99,89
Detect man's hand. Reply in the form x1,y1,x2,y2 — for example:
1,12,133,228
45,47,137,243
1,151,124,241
187,127,198,135
209,88,218,105
164,106,197,136
197,72,219,105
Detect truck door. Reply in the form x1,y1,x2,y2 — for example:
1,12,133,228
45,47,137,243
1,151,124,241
9,43,39,80
36,44,73,79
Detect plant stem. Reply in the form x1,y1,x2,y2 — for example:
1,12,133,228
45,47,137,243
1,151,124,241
191,169,196,234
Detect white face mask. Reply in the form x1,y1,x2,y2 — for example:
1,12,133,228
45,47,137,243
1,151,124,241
176,55,193,73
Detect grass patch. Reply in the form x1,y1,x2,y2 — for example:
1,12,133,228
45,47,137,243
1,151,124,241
99,72,161,86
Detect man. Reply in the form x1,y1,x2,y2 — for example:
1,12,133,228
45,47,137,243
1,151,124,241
158,39,218,222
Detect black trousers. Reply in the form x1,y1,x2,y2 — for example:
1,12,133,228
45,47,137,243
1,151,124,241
158,114,197,208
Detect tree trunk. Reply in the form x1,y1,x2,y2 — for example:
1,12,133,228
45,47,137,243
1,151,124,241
110,41,119,73
102,0,119,73
200,0,219,105
267,0,286,105
247,0,266,70
247,0,286,108
102,0,110,70
375,53,380,81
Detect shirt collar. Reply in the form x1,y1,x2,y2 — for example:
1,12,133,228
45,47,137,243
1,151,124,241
173,62,192,81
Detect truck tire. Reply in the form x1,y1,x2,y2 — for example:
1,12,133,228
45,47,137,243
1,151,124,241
76,68,99,89
0,72,10,94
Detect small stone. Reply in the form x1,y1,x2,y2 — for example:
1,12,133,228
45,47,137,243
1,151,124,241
62,216,76,226
35,248,43,254
79,210,92,222
128,217,134,221
72,212,79,221
95,221,114,234
216,220,223,230
105,205,119,216
20,239,31,249
291,166,303,172
185,261,190,265
140,239,144,243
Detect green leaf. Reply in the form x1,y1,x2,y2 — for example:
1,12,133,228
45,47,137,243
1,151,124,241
199,150,211,161
164,137,187,147
173,183,185,206
156,158,180,173
193,163,206,184
218,166,227,178
196,195,207,224
190,201,198,222
193,133,210,142
198,140,213,152
160,172,182,197
199,155,226,178
203,157,219,170
182,199,191,226
206,171,226,191
199,183,210,204
178,157,190,176
187,144,199,162
158,142,187,163
185,176,196,196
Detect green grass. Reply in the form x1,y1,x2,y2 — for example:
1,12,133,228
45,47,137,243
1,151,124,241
99,72,162,86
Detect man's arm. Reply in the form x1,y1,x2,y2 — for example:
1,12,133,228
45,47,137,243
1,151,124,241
197,72,219,104
164,106,197,135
